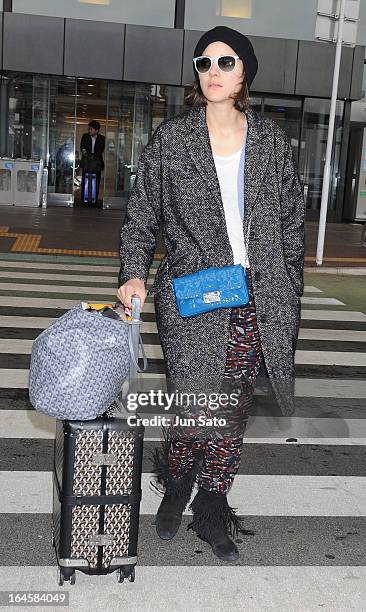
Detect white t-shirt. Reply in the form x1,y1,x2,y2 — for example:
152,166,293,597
213,147,249,268
91,135,97,153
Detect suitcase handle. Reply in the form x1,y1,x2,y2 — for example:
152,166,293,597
114,296,148,374
128,326,148,373
127,294,148,374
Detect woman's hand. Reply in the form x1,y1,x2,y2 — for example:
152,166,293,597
117,278,147,310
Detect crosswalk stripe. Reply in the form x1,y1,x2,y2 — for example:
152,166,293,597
0,282,120,294
298,330,366,342
0,369,29,388
301,297,345,305
0,316,58,328
0,272,118,283
0,260,121,272
0,369,157,389
294,378,366,397
0,566,364,611
301,310,366,321
295,351,366,366
0,316,159,333
0,270,157,283
2,471,365,516
0,259,160,271
303,286,322,293
0,339,164,358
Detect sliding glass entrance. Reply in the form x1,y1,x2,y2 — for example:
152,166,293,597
48,78,77,206
0,73,185,208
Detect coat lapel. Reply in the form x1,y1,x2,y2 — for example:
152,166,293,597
183,106,224,223
183,105,273,235
243,109,272,234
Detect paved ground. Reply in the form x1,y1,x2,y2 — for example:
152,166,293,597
0,251,365,612
0,206,365,265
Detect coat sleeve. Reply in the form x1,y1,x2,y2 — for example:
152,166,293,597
280,137,306,297
119,129,162,286
80,133,88,153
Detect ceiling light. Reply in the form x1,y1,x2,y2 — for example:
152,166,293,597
216,0,251,19
78,0,110,5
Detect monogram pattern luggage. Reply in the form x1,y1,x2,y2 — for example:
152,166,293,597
52,414,144,585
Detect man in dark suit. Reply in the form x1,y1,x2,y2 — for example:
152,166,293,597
80,120,105,204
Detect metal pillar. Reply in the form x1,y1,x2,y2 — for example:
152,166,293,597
0,78,9,157
316,0,346,265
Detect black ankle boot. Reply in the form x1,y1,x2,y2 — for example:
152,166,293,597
151,431,197,540
155,472,195,540
187,488,244,562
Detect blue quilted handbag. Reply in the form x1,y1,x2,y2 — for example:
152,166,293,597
172,264,249,318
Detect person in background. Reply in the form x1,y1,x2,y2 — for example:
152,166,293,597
80,120,105,203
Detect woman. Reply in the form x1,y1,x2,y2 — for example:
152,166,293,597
118,26,305,562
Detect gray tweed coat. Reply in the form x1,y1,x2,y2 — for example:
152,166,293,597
119,105,305,416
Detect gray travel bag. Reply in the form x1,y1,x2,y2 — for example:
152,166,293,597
29,299,147,420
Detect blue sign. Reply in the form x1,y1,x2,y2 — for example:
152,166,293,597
4,163,13,169
31,164,39,171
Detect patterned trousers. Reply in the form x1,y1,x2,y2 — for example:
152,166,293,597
167,268,262,495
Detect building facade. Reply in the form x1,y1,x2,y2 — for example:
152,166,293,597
0,0,365,219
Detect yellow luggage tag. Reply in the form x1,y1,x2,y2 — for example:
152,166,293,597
81,302,114,311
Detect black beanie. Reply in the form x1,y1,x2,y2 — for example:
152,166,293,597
193,26,258,89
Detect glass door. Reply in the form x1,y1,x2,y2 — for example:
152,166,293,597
104,82,152,209
104,82,185,209
47,77,77,206
104,81,135,209
32,76,49,163
263,97,302,161
5,73,34,160
299,98,344,216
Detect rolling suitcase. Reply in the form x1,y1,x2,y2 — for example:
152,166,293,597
52,414,144,585
52,297,146,586
83,172,97,204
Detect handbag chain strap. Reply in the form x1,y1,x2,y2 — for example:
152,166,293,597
243,215,252,255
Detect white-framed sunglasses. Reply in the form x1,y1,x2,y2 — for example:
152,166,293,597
193,55,240,74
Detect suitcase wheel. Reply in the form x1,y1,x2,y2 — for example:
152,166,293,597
117,566,135,584
58,568,76,586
